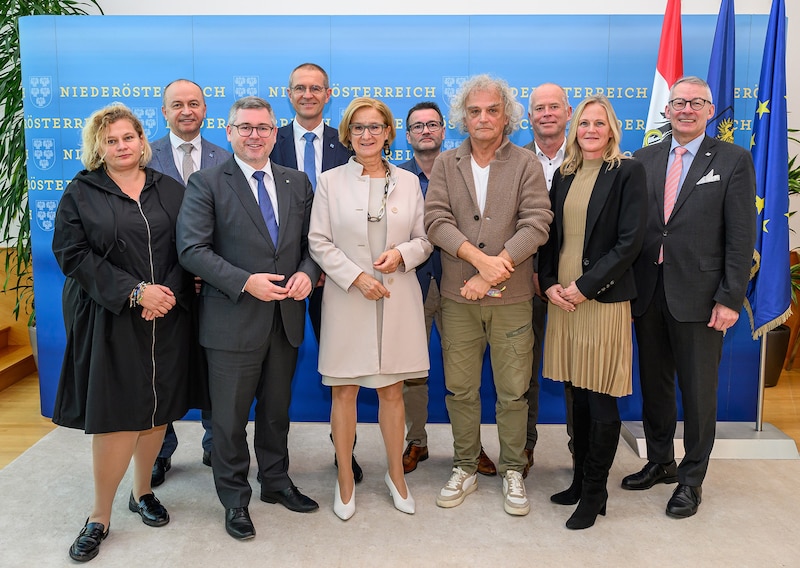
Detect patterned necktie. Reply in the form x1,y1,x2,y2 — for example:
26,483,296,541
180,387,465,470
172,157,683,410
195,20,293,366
659,146,688,263
179,142,195,184
252,171,279,245
303,132,317,190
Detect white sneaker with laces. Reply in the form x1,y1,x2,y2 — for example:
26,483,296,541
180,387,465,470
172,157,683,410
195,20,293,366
503,470,530,516
436,467,477,508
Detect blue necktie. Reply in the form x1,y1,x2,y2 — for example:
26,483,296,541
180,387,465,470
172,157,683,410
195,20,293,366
303,132,317,189
252,171,279,245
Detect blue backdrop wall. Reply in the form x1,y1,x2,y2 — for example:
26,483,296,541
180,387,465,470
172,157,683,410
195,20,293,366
20,14,767,424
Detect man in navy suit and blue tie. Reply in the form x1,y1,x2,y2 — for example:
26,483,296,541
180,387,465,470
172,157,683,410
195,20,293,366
269,63,361,479
177,96,321,540
622,76,756,519
148,79,231,487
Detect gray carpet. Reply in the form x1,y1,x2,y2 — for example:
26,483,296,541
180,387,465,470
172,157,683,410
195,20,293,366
1,422,799,567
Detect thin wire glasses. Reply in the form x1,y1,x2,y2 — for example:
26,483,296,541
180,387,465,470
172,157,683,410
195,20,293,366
350,123,387,137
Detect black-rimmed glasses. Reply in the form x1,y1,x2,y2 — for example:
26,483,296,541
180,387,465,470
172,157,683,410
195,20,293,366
408,121,444,134
230,123,275,137
668,98,711,111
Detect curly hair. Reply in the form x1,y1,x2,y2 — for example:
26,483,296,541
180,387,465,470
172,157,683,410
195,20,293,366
81,104,151,171
448,74,524,136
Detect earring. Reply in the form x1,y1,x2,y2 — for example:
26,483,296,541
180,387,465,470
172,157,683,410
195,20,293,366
383,141,391,157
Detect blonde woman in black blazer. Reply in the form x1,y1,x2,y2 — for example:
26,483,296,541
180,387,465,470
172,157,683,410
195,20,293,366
538,95,646,530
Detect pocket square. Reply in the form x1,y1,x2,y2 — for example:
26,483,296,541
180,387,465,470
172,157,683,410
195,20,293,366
697,170,721,185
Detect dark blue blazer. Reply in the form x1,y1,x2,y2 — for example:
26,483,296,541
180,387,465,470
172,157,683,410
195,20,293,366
269,122,351,173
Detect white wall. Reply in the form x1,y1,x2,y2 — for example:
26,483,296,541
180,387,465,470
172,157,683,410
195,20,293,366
87,0,800,245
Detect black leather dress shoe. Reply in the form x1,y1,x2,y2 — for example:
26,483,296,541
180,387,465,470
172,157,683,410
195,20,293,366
202,451,212,467
128,492,170,527
621,460,678,490
225,507,255,540
69,518,108,562
261,484,319,513
666,484,702,518
331,433,364,484
151,457,171,487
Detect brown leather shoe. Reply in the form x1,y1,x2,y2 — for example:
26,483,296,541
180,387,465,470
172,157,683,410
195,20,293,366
522,448,534,479
477,447,497,476
402,442,429,473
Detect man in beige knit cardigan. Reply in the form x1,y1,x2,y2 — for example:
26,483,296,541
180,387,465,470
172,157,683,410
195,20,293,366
424,75,552,516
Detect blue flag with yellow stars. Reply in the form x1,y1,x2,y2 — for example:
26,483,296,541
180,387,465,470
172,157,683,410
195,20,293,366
705,0,735,142
746,0,790,339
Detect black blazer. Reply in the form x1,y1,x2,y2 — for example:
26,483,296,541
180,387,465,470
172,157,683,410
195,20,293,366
539,158,647,303
269,122,352,173
631,135,756,321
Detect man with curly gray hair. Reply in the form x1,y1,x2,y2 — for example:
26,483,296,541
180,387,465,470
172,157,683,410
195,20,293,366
424,75,552,516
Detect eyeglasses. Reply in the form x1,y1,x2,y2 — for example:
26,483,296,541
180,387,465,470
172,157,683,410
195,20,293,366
349,123,387,136
230,123,275,137
408,121,444,134
668,98,711,111
291,84,327,95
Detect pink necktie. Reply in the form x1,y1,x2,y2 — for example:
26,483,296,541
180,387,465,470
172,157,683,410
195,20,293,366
659,146,687,263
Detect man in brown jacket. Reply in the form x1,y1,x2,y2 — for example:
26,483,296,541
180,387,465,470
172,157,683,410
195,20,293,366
424,75,552,516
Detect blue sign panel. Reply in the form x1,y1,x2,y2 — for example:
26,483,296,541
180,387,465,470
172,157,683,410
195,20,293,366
20,14,766,423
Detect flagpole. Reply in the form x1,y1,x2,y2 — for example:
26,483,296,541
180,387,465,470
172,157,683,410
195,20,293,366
756,336,766,431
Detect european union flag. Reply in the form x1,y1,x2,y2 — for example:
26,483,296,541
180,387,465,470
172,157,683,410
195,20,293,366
746,0,790,339
706,0,735,142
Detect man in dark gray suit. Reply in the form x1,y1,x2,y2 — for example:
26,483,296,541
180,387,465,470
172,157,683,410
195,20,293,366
177,96,321,540
148,78,230,486
623,76,756,519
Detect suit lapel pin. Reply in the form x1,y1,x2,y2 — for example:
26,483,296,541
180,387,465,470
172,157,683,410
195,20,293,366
705,152,711,156
329,143,335,149
285,179,290,183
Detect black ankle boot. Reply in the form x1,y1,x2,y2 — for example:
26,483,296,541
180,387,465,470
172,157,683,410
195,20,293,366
566,420,620,530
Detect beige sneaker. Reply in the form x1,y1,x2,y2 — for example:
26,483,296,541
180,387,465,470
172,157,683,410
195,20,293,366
436,467,477,508
503,470,530,516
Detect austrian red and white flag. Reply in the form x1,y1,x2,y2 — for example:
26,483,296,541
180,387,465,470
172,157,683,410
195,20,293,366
643,0,684,146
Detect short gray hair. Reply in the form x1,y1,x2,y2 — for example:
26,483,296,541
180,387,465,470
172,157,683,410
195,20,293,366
669,76,713,104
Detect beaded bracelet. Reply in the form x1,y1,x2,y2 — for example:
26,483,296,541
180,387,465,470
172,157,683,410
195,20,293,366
129,281,151,308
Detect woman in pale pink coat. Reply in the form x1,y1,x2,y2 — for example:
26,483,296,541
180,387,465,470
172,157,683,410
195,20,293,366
309,97,432,521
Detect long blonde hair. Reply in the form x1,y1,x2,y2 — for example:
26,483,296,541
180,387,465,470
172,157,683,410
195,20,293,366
560,95,625,176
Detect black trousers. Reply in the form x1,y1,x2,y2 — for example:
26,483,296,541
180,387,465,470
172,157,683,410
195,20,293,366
634,268,723,486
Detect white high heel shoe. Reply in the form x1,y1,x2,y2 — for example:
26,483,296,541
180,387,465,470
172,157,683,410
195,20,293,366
385,472,415,514
333,481,355,521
